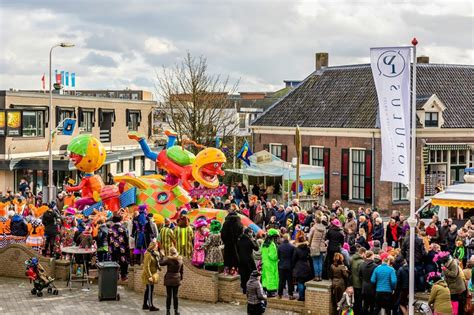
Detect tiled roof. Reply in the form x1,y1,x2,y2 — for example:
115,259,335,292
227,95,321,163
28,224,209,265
252,64,473,129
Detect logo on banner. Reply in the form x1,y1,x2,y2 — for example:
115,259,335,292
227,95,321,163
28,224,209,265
377,50,406,78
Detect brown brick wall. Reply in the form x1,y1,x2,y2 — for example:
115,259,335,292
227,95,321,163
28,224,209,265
0,244,53,278
304,280,332,314
255,132,474,216
133,258,219,303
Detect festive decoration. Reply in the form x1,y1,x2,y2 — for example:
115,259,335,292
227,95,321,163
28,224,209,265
65,134,106,209
129,130,226,191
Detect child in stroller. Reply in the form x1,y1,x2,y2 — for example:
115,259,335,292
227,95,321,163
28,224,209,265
25,257,58,297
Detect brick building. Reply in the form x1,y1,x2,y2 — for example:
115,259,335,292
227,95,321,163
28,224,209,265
0,90,158,194
251,53,474,214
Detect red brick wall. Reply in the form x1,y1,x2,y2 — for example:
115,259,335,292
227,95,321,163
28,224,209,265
255,132,474,215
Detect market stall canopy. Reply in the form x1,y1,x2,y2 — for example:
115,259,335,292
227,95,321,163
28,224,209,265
431,182,474,208
226,150,324,180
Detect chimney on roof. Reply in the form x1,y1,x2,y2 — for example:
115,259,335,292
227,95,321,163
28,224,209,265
315,52,329,70
417,56,429,64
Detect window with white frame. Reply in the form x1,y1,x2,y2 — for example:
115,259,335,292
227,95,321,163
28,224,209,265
310,146,324,166
270,144,282,159
351,149,365,201
392,182,408,202
425,112,439,127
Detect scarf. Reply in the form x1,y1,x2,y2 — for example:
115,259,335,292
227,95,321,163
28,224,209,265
390,224,398,242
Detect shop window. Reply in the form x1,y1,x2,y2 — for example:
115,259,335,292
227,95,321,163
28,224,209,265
429,150,447,163
22,111,44,137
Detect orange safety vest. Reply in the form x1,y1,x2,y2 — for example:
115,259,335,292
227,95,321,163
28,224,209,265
0,219,11,234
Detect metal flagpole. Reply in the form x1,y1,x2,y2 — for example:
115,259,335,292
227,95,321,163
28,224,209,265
295,125,301,199
408,37,418,315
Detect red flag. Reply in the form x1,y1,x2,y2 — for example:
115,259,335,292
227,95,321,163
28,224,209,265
56,73,62,84
41,74,45,90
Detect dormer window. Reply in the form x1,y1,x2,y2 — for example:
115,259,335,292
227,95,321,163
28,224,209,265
416,94,446,128
425,112,439,127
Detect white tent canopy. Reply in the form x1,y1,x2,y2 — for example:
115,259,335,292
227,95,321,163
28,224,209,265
226,150,324,181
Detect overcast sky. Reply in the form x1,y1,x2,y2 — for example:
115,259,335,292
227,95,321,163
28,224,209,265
0,0,472,97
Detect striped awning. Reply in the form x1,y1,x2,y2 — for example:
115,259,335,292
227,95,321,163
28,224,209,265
423,143,471,165
425,143,470,151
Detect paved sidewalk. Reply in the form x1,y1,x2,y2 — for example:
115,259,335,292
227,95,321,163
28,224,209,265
0,277,297,315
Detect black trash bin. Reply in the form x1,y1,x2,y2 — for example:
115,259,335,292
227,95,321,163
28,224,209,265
97,261,120,301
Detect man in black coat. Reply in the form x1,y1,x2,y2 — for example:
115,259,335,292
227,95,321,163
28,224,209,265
221,211,244,274
438,219,450,251
323,219,344,279
401,229,426,292
359,251,378,315
41,207,60,257
237,228,259,293
277,234,295,299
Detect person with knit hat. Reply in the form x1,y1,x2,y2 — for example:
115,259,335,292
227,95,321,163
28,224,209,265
159,218,175,257
261,228,279,297
323,218,344,279
192,219,209,267
428,273,453,315
246,270,267,315
202,220,224,270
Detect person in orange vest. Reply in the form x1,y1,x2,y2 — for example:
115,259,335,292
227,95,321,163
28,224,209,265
26,219,45,253
0,216,10,235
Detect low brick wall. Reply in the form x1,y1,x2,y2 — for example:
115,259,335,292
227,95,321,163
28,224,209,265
0,244,55,278
217,274,240,302
304,281,332,314
0,244,337,313
131,259,219,303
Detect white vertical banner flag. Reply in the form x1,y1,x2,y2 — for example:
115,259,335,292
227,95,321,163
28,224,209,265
370,47,411,185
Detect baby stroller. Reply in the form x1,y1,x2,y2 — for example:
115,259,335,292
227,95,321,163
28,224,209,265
25,257,59,297
414,300,433,315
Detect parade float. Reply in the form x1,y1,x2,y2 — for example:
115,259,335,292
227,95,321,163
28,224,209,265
63,131,262,235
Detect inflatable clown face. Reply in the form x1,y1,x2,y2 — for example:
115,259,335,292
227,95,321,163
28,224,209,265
67,134,106,173
191,147,226,189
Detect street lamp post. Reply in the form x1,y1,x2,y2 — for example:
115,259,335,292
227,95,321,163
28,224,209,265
48,42,74,203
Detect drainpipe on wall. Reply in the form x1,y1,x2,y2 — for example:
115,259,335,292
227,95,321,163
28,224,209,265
372,132,375,209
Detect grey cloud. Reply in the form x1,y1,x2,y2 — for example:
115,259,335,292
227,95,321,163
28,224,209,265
1,0,472,92
80,51,118,67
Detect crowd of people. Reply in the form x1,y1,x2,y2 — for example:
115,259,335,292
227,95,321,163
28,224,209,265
1,180,474,315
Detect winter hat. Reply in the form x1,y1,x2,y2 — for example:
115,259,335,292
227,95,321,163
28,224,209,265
194,218,208,229
65,207,76,216
210,220,222,234
267,228,279,237
342,243,350,251
331,219,342,228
